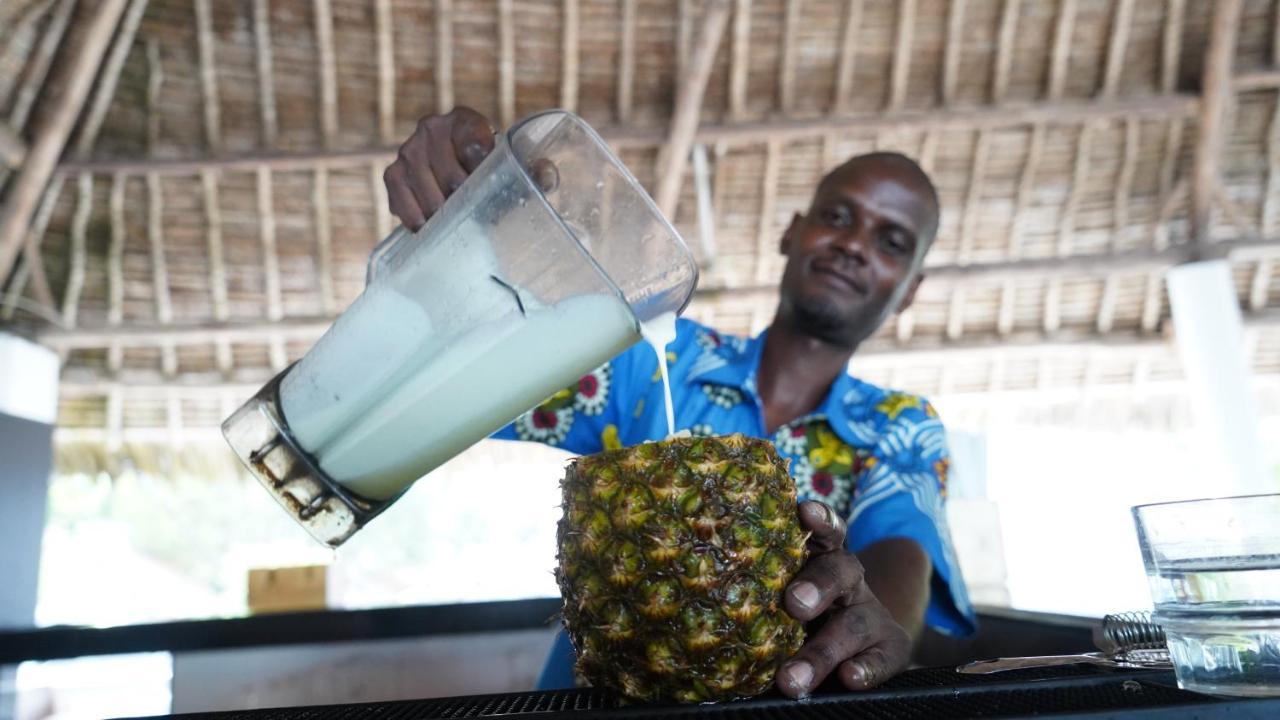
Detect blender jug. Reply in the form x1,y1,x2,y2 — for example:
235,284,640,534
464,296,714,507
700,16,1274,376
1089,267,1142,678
222,110,698,547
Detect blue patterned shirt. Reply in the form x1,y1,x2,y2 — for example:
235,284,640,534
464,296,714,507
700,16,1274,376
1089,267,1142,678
493,318,976,688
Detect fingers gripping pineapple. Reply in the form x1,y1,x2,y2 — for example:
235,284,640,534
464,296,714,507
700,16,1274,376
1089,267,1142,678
556,434,810,703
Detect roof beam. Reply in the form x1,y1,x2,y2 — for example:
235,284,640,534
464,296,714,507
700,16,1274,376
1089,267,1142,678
941,0,966,105
778,0,801,112
314,0,338,148
729,0,751,120
991,0,1019,103
435,0,453,112
375,0,396,143
654,0,731,218
61,173,92,328
193,0,221,153
0,0,129,283
887,0,915,110
617,0,637,124
45,240,1280,350
1191,0,1242,252
1047,0,1076,101
498,0,516,128
1101,0,1134,97
54,94,1203,178
74,0,149,158
253,0,278,146
7,0,75,131
832,0,863,113
561,0,579,111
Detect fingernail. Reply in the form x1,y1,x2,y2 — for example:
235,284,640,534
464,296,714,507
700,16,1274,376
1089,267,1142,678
463,142,487,166
783,661,813,693
790,581,820,611
846,663,867,685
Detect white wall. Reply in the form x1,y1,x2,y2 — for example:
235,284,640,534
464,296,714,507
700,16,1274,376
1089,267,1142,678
170,628,558,714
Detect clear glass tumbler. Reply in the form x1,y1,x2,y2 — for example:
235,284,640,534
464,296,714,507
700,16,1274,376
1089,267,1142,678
1133,493,1280,696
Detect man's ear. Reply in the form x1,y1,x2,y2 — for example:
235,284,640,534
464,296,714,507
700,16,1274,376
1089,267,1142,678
780,212,803,255
896,273,924,314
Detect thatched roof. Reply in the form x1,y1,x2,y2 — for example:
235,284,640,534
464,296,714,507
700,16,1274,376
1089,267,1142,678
2,0,1279,473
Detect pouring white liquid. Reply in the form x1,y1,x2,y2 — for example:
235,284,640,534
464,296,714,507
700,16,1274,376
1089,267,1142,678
639,311,678,439
280,285,639,501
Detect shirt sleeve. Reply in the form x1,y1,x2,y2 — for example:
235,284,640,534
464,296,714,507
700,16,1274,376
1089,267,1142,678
844,400,977,637
489,343,643,456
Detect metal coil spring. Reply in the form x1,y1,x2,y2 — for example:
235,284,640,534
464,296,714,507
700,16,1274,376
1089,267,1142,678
1100,611,1166,651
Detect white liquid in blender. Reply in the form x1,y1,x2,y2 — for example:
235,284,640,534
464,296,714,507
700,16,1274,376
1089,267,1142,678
639,312,677,438
279,283,639,501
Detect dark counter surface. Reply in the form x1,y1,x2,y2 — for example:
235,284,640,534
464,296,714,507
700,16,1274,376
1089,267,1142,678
125,665,1280,720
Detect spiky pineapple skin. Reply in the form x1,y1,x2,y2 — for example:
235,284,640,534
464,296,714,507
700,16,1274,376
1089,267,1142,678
556,433,808,704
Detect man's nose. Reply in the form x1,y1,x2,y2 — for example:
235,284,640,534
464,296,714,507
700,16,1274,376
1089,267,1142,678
831,225,870,264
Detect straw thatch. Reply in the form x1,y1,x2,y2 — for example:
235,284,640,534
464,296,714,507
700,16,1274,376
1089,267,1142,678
2,0,1280,475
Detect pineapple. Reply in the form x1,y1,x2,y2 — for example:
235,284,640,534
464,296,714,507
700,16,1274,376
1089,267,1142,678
556,433,809,703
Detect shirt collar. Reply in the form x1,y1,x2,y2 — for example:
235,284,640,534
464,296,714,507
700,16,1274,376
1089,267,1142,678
685,327,766,397
684,325,886,450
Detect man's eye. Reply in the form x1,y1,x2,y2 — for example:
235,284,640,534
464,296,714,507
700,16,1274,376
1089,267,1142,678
881,233,911,255
823,208,851,226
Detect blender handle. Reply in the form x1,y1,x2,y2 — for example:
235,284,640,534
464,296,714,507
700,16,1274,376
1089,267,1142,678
365,225,411,286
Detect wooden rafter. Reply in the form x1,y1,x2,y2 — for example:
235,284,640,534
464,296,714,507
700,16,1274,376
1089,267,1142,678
256,165,287,370
147,172,177,376
617,0,637,124
253,0,278,146
778,0,801,112
561,0,579,111
753,139,781,284
1097,118,1140,333
999,124,1044,336
654,0,731,218
313,167,336,315
107,173,125,372
991,0,1019,103
193,0,221,153
498,0,516,128
833,0,863,114
1143,0,1187,335
314,0,338,148
74,0,149,159
7,0,75,131
0,178,61,319
374,0,395,143
729,0,752,121
677,0,692,78
887,0,915,110
1101,0,1134,98
202,169,232,374
1257,13,1280,314
0,0,128,283
948,130,990,340
435,0,454,113
60,173,92,328
56,94,1203,178
1191,0,1242,251
941,0,966,105
1047,0,1076,102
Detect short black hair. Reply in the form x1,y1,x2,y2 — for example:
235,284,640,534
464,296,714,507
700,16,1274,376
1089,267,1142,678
816,151,941,260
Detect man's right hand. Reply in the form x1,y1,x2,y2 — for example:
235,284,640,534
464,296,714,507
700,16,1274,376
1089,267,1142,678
384,107,496,231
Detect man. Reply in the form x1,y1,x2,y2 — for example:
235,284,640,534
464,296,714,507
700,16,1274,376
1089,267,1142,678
384,108,975,698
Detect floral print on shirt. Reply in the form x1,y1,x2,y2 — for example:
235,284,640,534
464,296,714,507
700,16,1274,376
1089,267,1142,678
773,416,867,518
515,364,612,446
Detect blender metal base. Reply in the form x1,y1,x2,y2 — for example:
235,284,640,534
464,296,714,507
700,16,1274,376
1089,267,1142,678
221,366,400,548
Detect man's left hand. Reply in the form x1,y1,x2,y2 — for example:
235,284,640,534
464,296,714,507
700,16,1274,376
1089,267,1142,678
774,501,912,697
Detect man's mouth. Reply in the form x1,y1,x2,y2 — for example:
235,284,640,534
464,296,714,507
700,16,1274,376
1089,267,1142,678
811,260,867,295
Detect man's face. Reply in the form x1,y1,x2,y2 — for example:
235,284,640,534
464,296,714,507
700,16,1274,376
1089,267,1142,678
777,156,937,349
